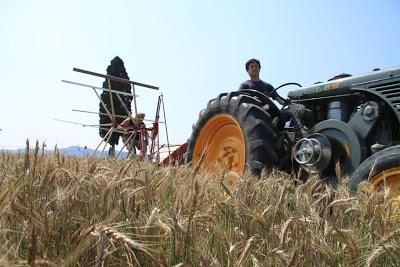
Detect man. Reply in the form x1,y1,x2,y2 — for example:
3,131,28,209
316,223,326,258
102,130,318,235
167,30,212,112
239,58,288,106
116,113,148,155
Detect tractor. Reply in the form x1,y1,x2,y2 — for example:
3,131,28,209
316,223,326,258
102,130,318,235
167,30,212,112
186,67,400,199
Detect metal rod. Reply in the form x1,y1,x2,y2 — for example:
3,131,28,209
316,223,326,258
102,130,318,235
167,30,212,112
150,95,161,162
132,84,138,116
86,123,112,127
107,79,116,124
99,127,126,134
71,109,165,124
115,132,137,159
92,88,114,122
62,80,139,97
161,94,171,158
149,134,157,162
149,129,155,161
90,127,112,158
157,127,160,163
72,109,125,119
100,127,114,158
115,93,134,122
54,118,112,127
55,119,127,136
73,68,159,90
139,128,147,161
54,118,89,127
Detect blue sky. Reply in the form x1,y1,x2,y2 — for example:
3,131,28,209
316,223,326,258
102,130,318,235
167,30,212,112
0,0,399,149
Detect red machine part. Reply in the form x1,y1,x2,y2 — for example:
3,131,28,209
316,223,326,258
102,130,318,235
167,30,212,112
161,143,188,165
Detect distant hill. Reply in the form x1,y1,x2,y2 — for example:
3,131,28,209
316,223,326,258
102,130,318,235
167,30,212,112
3,146,129,159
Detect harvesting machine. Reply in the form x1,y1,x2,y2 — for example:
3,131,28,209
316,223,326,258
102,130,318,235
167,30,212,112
185,67,400,199
59,67,182,164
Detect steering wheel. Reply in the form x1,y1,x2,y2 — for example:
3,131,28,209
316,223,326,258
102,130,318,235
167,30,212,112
268,82,302,109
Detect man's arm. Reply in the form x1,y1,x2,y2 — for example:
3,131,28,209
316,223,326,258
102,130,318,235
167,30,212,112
267,83,290,106
117,117,131,131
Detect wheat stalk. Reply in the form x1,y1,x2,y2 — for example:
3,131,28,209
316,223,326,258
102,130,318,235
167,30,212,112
94,226,156,264
367,243,400,266
279,217,293,247
235,235,257,267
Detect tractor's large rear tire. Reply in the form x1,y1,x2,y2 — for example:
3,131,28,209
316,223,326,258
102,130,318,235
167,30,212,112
350,145,400,203
186,92,288,175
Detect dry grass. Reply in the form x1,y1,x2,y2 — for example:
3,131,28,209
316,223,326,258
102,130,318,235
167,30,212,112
0,140,399,266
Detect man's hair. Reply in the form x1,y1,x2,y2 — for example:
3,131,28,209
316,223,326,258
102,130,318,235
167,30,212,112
245,58,261,71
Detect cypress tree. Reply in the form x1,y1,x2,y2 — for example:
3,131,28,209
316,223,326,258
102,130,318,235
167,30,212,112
99,56,133,149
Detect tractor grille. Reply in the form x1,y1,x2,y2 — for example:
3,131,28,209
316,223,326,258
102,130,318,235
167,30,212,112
368,80,400,113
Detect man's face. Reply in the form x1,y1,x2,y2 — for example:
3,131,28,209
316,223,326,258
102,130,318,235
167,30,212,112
247,62,260,77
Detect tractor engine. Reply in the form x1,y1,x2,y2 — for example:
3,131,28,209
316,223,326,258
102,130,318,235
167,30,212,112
289,69,399,177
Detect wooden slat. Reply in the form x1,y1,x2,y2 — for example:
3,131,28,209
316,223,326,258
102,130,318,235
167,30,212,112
73,67,159,90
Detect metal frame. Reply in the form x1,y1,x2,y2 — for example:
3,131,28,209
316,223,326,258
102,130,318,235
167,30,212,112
57,67,174,163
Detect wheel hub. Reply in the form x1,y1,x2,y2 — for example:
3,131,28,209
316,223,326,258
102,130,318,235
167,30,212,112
294,133,332,173
218,145,240,170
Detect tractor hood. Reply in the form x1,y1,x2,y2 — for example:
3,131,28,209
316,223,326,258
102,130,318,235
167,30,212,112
288,67,400,100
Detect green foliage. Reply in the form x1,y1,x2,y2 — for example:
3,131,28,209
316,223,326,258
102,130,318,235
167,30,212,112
99,56,133,146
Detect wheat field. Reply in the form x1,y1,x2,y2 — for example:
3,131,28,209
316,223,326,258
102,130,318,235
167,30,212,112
0,140,399,266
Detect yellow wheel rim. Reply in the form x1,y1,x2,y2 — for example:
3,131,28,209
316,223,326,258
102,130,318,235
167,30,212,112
369,167,400,208
193,114,245,175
